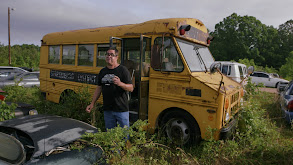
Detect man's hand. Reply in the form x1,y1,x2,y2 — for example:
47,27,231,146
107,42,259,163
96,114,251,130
113,76,122,86
86,104,94,113
113,75,133,92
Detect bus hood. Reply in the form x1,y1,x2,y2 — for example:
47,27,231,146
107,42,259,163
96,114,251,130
191,72,242,95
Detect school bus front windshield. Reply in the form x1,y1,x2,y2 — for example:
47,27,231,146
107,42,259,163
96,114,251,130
176,38,214,72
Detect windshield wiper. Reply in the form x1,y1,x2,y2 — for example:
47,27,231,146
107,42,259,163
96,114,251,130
194,47,208,72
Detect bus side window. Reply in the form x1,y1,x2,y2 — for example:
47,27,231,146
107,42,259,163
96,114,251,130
78,44,94,66
49,46,60,64
97,45,108,67
62,45,76,65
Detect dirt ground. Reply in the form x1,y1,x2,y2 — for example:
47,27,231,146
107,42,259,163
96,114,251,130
259,87,278,94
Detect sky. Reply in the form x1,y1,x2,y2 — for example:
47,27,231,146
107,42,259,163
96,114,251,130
0,0,292,46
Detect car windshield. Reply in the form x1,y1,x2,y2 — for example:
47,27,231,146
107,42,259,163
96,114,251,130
269,73,279,78
176,38,214,72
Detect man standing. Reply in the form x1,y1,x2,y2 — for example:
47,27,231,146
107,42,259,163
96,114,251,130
86,47,133,129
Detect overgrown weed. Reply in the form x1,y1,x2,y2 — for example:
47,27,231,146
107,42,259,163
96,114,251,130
1,84,293,164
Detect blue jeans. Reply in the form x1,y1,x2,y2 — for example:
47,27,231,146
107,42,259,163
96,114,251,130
104,111,129,130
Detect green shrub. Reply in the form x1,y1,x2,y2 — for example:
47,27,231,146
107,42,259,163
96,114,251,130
82,120,197,164
2,79,293,164
0,101,17,121
279,51,293,80
35,86,105,129
3,85,40,104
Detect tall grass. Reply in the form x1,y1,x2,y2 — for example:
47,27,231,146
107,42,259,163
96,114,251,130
1,85,293,164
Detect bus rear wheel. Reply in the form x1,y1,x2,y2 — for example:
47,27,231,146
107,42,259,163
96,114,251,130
161,111,201,146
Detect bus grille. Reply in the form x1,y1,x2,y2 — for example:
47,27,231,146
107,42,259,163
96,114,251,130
231,92,239,104
231,92,240,113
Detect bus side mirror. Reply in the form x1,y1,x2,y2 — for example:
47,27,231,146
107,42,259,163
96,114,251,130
210,62,221,74
151,44,161,70
247,66,254,75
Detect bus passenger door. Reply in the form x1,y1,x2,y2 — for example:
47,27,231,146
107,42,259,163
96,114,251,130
139,35,151,121
121,36,151,123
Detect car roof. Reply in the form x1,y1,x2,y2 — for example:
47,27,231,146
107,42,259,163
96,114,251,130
0,66,29,72
0,115,98,158
216,61,247,67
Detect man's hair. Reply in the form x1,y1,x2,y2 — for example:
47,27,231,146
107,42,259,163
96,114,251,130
108,47,118,55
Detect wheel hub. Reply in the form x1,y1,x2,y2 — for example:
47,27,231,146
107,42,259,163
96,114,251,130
166,118,190,145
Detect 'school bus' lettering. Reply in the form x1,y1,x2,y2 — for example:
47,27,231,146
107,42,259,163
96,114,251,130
50,70,98,85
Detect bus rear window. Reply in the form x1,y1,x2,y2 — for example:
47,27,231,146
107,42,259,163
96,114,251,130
49,46,60,64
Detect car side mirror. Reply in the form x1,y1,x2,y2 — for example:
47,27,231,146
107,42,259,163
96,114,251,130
210,62,221,74
247,66,254,75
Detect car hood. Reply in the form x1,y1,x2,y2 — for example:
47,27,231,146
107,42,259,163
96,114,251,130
0,115,97,158
275,78,289,83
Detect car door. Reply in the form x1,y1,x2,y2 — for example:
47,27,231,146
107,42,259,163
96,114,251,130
257,73,270,86
250,73,260,85
19,73,40,87
267,75,278,87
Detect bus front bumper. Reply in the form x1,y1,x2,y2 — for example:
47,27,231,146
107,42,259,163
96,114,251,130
219,118,238,140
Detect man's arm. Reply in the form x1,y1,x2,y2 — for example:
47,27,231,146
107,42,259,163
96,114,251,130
86,85,102,113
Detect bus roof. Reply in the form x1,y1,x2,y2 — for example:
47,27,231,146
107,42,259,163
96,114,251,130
41,18,209,46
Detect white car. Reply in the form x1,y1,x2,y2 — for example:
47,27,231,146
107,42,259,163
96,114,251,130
250,71,289,88
218,61,248,83
218,61,254,86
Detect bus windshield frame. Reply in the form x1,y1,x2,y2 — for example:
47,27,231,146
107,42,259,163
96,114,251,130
176,38,214,72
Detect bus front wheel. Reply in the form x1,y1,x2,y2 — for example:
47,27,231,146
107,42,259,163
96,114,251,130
161,111,201,146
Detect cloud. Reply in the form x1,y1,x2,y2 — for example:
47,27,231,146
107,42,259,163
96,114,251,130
0,0,292,46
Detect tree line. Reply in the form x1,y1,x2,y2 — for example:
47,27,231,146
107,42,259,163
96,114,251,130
209,13,293,80
0,13,292,79
0,43,40,70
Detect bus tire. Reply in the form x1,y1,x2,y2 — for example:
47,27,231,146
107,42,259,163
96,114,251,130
161,110,201,146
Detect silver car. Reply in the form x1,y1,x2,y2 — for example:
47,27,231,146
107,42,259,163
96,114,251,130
279,80,293,124
250,71,289,88
0,66,29,79
0,72,40,88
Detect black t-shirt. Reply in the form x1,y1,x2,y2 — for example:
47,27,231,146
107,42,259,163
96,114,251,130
97,65,132,112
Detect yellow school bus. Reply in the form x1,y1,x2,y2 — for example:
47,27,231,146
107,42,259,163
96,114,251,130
40,18,244,145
